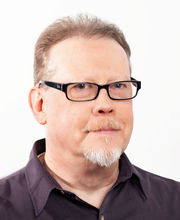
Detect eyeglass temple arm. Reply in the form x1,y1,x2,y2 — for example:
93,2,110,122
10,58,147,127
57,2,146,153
39,80,64,90
131,77,136,81
130,77,141,90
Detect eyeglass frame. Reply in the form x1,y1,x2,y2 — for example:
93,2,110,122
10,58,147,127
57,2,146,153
38,77,141,102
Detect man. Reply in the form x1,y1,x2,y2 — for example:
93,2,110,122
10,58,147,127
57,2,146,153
0,15,180,220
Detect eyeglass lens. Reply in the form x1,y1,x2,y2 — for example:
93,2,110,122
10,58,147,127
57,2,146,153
67,82,137,101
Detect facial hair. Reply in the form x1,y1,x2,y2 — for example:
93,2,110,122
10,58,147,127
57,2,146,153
82,119,123,167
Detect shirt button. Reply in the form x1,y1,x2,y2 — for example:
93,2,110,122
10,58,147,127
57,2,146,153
60,190,65,194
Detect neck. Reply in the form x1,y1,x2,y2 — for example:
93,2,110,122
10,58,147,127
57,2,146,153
44,152,119,190
42,148,119,208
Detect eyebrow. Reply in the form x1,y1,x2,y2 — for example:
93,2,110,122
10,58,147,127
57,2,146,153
70,77,131,84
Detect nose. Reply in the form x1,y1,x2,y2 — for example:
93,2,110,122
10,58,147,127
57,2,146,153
92,89,114,115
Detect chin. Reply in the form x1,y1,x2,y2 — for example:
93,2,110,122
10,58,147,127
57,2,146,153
83,144,123,167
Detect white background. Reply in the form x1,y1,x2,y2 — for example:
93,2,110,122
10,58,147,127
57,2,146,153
0,0,180,180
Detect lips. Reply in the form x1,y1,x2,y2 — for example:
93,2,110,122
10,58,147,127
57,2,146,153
88,128,120,135
91,128,118,132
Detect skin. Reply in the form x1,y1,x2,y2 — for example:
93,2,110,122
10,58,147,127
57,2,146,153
29,36,133,208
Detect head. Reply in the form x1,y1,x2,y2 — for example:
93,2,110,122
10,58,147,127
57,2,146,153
29,15,134,168
33,14,131,85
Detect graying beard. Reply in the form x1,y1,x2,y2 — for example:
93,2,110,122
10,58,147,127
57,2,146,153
83,147,122,167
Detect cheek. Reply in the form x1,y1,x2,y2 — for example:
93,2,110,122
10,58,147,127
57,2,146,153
119,102,133,132
60,107,87,126
46,100,89,134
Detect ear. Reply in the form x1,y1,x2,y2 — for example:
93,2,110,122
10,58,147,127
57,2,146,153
28,87,47,125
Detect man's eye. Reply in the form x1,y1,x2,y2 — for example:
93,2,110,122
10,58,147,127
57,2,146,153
113,83,125,88
74,83,88,89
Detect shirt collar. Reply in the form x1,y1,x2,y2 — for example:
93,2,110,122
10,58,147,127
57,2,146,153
131,163,150,199
25,139,61,216
116,153,149,200
25,139,148,216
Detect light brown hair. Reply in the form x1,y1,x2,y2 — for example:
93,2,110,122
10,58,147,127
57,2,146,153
34,14,131,85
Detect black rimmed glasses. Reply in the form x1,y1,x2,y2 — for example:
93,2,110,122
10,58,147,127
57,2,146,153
38,77,141,102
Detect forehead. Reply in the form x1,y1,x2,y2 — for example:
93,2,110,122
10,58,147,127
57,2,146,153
46,37,130,83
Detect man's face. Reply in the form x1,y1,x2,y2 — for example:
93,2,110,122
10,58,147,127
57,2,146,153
42,37,133,167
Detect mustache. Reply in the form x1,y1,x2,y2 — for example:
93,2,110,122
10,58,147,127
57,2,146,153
82,119,122,132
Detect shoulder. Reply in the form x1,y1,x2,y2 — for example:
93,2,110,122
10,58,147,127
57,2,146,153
0,167,27,196
0,168,33,218
133,165,180,199
133,165,180,184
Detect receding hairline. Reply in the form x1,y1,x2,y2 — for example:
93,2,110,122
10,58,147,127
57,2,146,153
44,35,131,80
34,14,131,85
